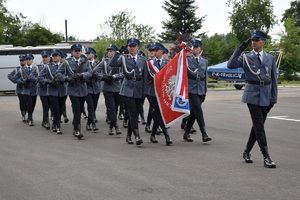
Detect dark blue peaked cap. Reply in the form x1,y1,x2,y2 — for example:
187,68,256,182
152,42,165,50
19,55,26,61
163,47,169,54
61,51,68,58
52,49,62,56
85,47,96,54
251,30,267,40
41,51,51,57
138,50,145,57
106,44,118,51
71,43,82,51
190,39,202,47
25,53,34,60
127,38,140,46
147,43,155,50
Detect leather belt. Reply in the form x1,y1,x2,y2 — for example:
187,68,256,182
29,82,37,85
247,80,271,86
130,77,142,81
191,77,205,81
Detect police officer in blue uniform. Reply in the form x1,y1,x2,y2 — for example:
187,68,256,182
59,51,69,123
38,49,66,134
29,51,51,130
13,53,37,126
110,38,148,145
8,55,27,122
227,30,278,168
56,44,92,139
97,44,123,135
84,47,101,131
147,42,172,145
183,40,212,143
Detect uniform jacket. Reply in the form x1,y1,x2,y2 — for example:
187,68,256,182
12,65,37,96
110,53,148,98
8,66,23,94
147,58,169,96
85,60,102,94
97,57,122,93
187,55,208,95
227,48,278,106
56,57,92,97
29,64,48,96
38,62,66,97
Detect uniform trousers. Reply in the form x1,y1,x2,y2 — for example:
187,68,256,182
49,96,65,128
122,96,142,136
186,93,206,133
104,91,119,127
147,96,168,135
85,93,100,124
24,95,37,119
69,95,86,130
40,95,50,122
246,104,271,154
17,93,26,113
61,95,68,117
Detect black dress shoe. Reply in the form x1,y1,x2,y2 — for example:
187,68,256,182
92,124,99,131
135,137,143,145
126,135,134,144
115,127,122,135
123,121,128,128
86,124,92,131
45,122,50,130
118,114,124,120
202,133,212,142
165,135,173,145
190,127,197,133
150,135,158,143
94,118,98,123
28,120,34,126
141,118,147,125
145,125,152,133
52,124,57,132
264,156,276,168
180,123,186,130
22,116,26,123
243,151,253,163
75,131,83,139
156,127,163,135
183,133,193,142
83,113,88,119
64,117,69,123
56,128,63,134
108,127,114,135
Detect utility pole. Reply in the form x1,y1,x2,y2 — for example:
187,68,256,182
65,20,68,43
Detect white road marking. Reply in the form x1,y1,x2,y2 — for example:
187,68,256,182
268,116,300,122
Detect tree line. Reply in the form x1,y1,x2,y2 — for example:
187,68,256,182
1,0,299,80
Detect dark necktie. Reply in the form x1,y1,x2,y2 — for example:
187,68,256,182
90,62,93,68
76,60,79,66
157,59,161,69
257,53,261,65
196,58,199,64
28,67,31,73
132,57,136,65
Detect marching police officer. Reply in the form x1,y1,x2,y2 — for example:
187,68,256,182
110,38,148,145
59,51,69,123
38,49,66,134
56,44,92,139
7,55,27,122
183,40,212,143
84,47,101,131
29,51,51,130
227,30,277,168
147,42,172,145
97,44,123,135
12,53,37,126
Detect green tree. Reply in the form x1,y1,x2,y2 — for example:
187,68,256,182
279,17,300,80
24,24,62,46
227,0,277,42
282,1,300,28
95,10,156,58
159,0,206,42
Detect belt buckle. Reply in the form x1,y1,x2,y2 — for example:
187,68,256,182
132,77,136,81
260,80,265,86
197,77,201,81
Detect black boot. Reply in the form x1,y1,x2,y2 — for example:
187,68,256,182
126,135,134,144
134,129,143,145
262,146,276,168
115,125,122,135
200,126,212,142
150,133,158,143
183,132,193,142
164,133,173,145
63,111,69,123
21,111,26,123
243,149,253,163
28,115,34,126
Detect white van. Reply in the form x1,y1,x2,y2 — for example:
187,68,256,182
0,43,74,92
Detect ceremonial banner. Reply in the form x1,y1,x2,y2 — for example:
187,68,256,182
154,49,190,127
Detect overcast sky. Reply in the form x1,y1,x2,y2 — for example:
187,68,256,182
5,0,291,41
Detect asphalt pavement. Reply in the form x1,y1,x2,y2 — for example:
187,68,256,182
0,87,299,200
